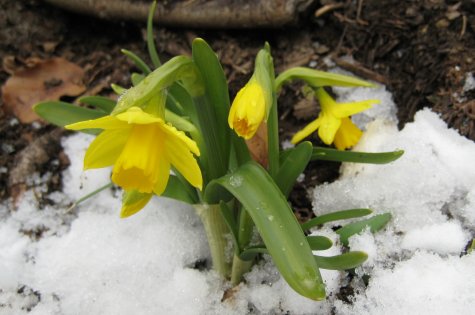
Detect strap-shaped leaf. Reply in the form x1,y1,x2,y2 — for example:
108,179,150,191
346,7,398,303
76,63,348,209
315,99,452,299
191,39,231,182
275,67,375,91
205,161,326,300
314,251,368,270
113,56,195,114
219,201,240,254
147,0,161,68
336,213,392,245
275,141,313,197
78,96,116,114
121,49,152,74
34,101,105,134
301,208,373,231
239,235,332,260
307,235,333,251
312,147,404,164
131,73,145,86
162,175,198,204
111,83,126,95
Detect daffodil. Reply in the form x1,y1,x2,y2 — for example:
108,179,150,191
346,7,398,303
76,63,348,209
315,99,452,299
66,107,202,216
291,88,379,150
228,79,267,139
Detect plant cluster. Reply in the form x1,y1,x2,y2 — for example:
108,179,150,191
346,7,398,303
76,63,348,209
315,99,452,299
35,2,402,301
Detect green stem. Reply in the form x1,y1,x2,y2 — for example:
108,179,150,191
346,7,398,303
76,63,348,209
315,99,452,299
231,254,254,285
230,208,255,283
194,204,231,278
67,182,113,211
267,92,280,179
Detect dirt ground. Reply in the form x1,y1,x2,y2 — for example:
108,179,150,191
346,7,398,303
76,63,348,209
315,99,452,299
1,0,474,224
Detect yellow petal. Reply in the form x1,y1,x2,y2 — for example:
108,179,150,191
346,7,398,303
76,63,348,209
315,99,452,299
332,100,379,118
333,117,362,150
315,88,336,110
84,129,130,170
111,124,165,193
165,139,202,190
291,116,322,144
161,123,200,156
317,113,341,145
153,157,171,196
120,190,153,218
115,107,163,125
228,81,266,139
65,115,125,131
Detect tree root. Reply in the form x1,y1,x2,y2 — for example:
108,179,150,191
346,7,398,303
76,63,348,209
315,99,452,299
42,0,317,28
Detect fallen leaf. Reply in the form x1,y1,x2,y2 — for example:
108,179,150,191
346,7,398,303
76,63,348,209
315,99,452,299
1,57,86,123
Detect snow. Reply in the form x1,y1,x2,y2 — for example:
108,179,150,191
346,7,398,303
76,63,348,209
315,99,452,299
1,80,475,314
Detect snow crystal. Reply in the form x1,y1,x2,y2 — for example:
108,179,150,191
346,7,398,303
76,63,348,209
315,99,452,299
313,108,475,314
0,224,29,289
335,252,475,315
463,72,475,93
400,221,469,254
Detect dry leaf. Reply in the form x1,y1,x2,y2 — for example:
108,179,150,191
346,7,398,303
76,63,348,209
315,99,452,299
1,57,86,123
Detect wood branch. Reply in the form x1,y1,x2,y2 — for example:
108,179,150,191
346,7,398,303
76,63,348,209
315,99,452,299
42,0,317,28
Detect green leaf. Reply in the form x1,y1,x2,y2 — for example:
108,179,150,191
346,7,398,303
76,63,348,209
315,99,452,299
239,235,332,260
312,147,404,164
219,201,240,254
78,96,116,114
239,245,267,261
191,39,231,182
34,101,105,134
275,67,375,91
111,83,127,95
468,239,475,254
336,213,392,246
121,49,152,74
131,73,145,86
113,56,195,115
314,251,368,270
307,235,333,251
205,161,326,301
162,175,198,204
147,0,161,68
275,141,313,197
301,208,373,231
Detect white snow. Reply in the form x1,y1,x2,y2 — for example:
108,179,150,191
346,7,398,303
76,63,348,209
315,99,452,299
1,79,474,314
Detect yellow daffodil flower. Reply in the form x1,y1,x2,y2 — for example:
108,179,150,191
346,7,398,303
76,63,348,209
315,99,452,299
66,107,202,216
291,88,379,150
228,80,267,140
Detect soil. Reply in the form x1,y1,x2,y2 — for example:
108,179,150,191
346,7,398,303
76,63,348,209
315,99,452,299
0,0,474,306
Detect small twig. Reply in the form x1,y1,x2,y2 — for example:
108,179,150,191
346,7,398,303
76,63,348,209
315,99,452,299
333,58,389,85
315,3,344,18
335,25,348,54
460,15,467,39
356,0,364,21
